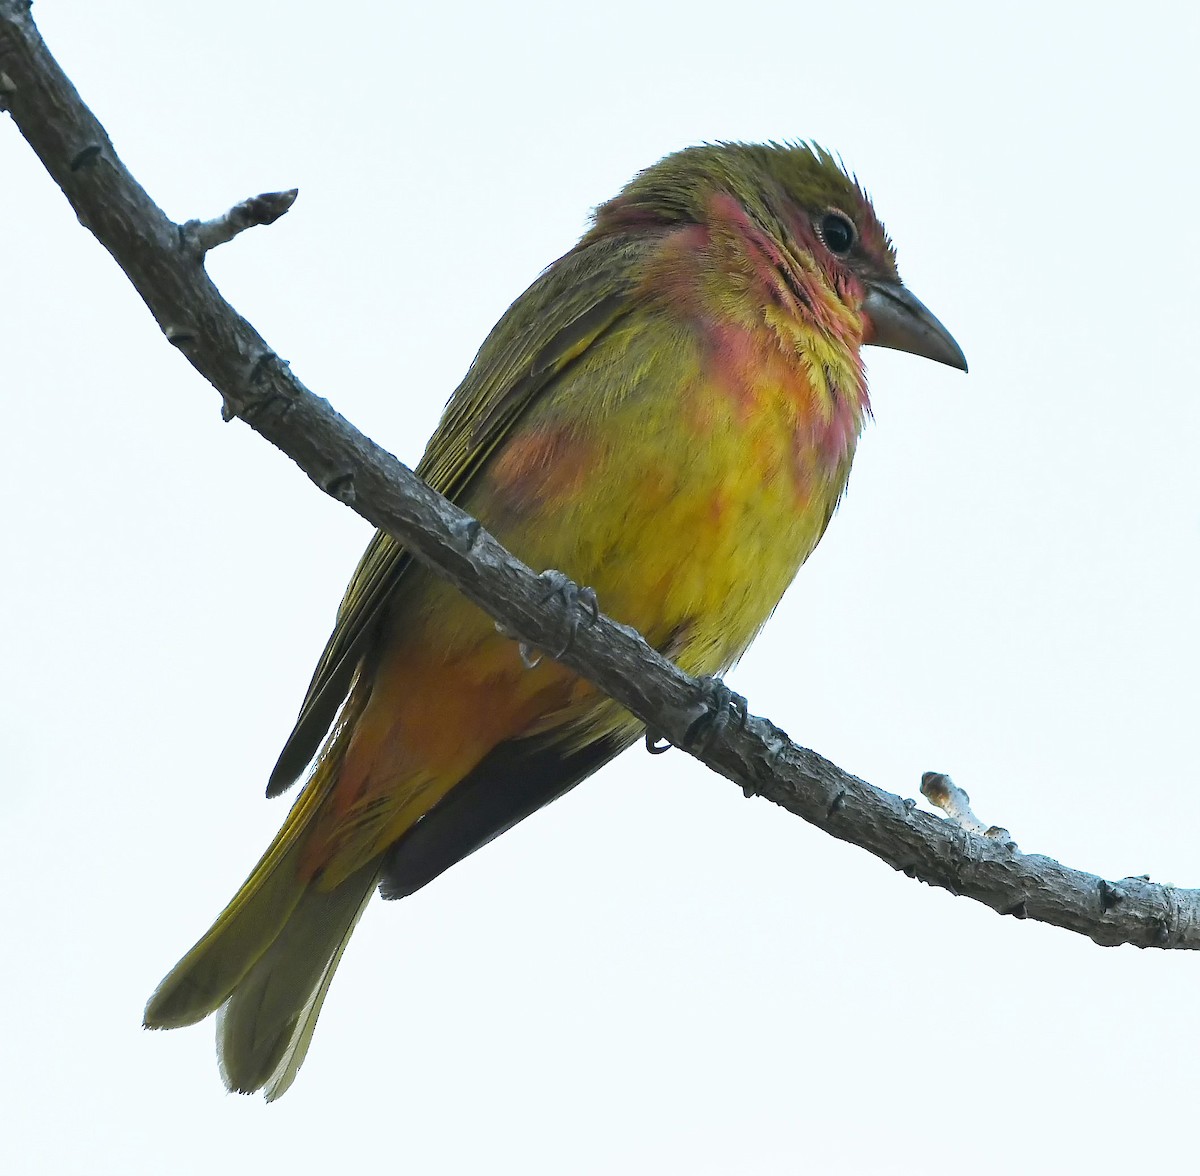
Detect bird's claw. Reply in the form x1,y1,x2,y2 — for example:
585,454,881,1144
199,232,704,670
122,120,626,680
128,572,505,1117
642,679,747,759
682,677,749,753
536,569,599,658
644,730,673,755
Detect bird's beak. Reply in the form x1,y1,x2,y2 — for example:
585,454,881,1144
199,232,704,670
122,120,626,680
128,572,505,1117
861,281,968,372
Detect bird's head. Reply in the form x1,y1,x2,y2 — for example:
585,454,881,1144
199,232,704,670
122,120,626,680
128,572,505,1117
591,141,967,372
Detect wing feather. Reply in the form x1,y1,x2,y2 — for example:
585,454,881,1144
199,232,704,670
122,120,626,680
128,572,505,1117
266,237,649,796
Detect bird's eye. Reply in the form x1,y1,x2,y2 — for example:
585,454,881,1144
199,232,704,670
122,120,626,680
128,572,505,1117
817,210,856,257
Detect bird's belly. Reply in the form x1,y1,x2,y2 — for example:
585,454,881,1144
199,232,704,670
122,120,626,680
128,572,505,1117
324,367,856,867
472,373,852,677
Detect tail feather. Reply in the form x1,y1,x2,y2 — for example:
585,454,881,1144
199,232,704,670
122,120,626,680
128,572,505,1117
143,674,376,1096
216,861,380,1099
143,834,311,1029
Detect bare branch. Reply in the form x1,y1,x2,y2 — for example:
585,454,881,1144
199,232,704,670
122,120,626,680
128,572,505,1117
180,188,298,257
3,3,1198,953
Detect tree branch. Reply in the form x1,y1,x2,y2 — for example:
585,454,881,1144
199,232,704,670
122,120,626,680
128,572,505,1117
3,2,1198,952
180,188,298,257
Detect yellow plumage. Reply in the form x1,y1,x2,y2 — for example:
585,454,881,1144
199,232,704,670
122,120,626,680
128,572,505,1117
145,142,965,1098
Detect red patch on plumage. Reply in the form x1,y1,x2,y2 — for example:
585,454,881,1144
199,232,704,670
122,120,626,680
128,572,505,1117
641,187,870,502
708,192,787,275
487,424,595,515
705,319,768,417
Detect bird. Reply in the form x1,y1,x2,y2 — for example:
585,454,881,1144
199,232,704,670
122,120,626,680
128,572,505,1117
143,141,966,1099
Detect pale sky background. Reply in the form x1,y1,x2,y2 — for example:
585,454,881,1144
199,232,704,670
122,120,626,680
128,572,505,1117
4,1,1199,1173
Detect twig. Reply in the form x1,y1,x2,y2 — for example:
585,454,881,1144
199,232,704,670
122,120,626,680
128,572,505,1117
921,771,1014,845
2,2,1198,953
180,189,298,257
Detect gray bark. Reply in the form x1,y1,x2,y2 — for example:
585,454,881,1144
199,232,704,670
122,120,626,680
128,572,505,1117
3,1,1197,952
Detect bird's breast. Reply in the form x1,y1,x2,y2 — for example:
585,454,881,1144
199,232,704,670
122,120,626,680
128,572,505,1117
476,312,865,676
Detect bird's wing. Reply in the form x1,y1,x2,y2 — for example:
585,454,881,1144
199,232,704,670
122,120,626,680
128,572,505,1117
266,236,648,796
377,724,633,899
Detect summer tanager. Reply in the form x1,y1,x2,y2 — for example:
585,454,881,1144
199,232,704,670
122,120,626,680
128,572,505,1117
144,141,966,1098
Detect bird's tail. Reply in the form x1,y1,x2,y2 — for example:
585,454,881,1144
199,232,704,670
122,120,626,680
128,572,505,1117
215,859,378,1099
144,688,380,1100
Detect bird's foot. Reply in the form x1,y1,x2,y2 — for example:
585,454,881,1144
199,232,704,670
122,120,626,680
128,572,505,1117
644,730,673,755
515,569,600,669
683,676,750,753
644,678,747,758
920,771,1016,848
